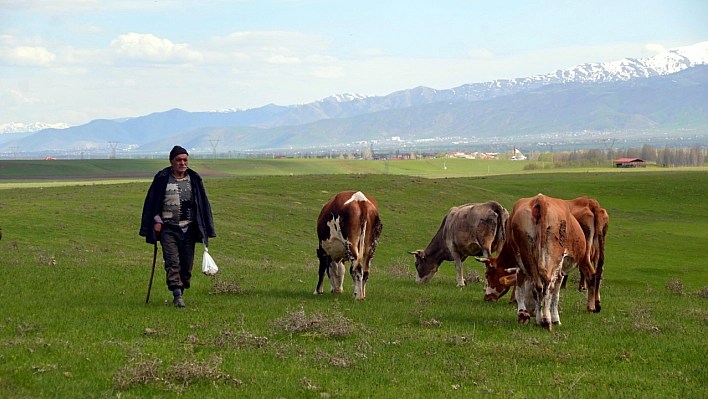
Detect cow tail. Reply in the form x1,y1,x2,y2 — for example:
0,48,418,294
531,195,547,291
492,202,506,248
597,209,607,272
369,213,383,259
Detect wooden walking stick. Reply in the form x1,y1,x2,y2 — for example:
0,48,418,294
145,242,158,303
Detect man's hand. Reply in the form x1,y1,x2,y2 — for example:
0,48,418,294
154,223,162,235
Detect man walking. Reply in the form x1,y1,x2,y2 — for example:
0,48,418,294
140,146,216,307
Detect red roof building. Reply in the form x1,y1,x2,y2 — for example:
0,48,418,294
614,158,646,168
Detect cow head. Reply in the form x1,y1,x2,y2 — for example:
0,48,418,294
476,257,516,302
408,250,439,283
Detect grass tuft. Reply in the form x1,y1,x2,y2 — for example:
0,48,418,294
696,286,708,298
409,298,443,328
210,275,249,295
387,256,415,279
273,304,364,338
665,278,685,294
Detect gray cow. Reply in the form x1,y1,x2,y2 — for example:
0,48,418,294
409,201,509,287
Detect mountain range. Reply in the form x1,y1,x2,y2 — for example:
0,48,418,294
2,41,707,154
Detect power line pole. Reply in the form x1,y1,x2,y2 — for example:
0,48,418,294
108,141,119,159
209,139,220,163
10,146,19,160
603,138,617,160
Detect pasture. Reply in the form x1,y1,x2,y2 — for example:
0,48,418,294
0,162,706,398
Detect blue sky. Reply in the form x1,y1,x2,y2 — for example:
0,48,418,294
1,0,706,126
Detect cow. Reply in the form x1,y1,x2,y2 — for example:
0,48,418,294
562,198,609,299
408,201,508,287
315,191,383,300
497,194,597,330
479,196,609,312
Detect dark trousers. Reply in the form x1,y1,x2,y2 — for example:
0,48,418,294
160,223,197,292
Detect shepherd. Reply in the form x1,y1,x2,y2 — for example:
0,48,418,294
139,145,216,307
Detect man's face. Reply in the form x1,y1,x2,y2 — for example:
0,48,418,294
170,154,189,173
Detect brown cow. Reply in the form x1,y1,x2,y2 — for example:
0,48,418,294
562,198,609,300
315,191,383,300
408,201,508,287
480,196,609,312
504,194,596,330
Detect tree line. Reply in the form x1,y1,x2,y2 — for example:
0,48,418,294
521,144,706,168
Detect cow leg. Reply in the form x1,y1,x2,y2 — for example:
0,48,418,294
515,271,531,324
578,258,597,313
315,262,327,295
508,285,517,304
452,254,466,287
315,247,329,295
550,275,563,325
593,263,604,312
329,260,346,293
578,272,587,292
350,263,365,300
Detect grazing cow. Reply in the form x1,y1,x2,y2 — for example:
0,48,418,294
408,201,508,287
504,194,597,330
315,191,383,300
480,196,609,312
479,240,518,303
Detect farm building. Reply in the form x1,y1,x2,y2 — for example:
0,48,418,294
614,158,646,168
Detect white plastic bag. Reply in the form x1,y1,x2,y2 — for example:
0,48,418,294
202,245,219,276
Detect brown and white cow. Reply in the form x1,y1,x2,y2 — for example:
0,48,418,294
504,194,597,330
408,201,508,287
315,191,383,300
480,196,609,312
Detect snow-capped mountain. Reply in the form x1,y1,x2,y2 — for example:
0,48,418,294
0,122,70,134
255,41,708,127
428,40,708,101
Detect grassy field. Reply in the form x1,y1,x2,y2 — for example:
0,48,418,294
0,161,707,398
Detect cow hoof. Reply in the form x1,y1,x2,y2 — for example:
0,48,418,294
518,311,530,325
594,304,602,313
313,291,322,295
552,320,561,325
578,287,587,292
541,321,552,331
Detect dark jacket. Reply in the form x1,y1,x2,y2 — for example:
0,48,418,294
139,167,216,246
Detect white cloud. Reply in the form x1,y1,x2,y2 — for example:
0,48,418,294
110,33,204,64
265,54,301,65
645,43,666,53
0,46,55,66
467,48,495,59
0,89,41,105
106,79,136,88
309,66,345,79
305,54,338,64
353,48,385,56
64,23,105,34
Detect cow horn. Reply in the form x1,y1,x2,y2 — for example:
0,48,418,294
408,250,424,259
475,257,489,263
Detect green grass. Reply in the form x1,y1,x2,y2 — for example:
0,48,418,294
0,165,707,398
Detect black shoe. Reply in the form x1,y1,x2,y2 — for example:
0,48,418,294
173,297,185,308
